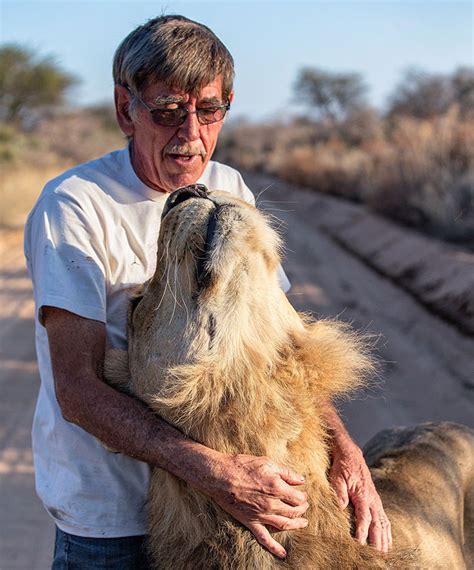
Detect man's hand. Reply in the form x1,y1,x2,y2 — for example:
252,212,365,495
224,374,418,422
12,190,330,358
329,441,392,553
190,452,309,559
322,402,392,553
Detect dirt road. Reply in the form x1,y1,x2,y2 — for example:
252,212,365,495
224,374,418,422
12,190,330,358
1,178,473,569
244,173,473,443
0,230,54,570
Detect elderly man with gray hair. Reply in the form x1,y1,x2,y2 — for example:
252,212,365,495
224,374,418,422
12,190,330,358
24,15,391,569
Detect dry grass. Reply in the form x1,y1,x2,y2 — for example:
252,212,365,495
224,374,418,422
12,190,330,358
217,107,474,247
0,165,69,228
367,111,474,241
0,108,124,229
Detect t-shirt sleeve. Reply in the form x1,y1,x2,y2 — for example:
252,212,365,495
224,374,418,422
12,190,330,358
25,193,107,326
235,172,292,294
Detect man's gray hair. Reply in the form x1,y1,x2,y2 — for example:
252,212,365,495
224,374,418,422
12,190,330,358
113,15,234,101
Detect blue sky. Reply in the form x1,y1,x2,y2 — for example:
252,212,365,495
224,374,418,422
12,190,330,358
1,1,473,120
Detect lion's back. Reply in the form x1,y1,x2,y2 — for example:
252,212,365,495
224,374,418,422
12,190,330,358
364,422,474,568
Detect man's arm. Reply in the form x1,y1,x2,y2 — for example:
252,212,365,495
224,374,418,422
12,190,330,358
322,403,392,553
44,306,308,559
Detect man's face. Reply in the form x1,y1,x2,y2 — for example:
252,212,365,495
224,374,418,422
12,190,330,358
125,77,231,193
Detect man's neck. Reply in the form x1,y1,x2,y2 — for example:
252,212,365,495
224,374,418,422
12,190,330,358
129,141,170,194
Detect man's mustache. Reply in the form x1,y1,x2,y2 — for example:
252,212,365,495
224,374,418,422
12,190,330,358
164,144,207,159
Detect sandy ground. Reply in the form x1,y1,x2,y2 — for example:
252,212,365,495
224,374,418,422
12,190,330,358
1,180,473,569
0,230,55,570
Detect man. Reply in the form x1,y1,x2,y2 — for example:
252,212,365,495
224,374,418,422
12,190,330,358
25,15,391,568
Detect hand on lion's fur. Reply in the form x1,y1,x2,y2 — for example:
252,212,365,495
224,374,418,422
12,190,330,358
329,438,392,553
324,404,393,553
194,452,310,559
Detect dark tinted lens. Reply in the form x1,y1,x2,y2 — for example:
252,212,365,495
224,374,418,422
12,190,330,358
197,107,227,124
151,108,186,127
149,105,229,127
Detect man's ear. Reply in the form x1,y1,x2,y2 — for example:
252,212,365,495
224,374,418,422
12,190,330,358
114,85,135,137
228,90,234,105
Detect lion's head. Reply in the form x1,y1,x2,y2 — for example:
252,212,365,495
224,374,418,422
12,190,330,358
159,184,283,302
129,185,299,376
125,184,373,427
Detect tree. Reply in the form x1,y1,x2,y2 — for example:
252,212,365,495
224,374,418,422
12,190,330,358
387,67,474,119
451,67,474,117
0,44,78,124
387,68,453,119
294,67,368,123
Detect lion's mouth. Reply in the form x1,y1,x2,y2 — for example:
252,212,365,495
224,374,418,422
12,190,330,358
162,184,210,218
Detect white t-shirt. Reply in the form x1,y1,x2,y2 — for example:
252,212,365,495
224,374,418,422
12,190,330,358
24,146,290,538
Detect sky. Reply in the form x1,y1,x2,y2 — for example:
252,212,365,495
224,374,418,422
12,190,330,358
1,1,473,121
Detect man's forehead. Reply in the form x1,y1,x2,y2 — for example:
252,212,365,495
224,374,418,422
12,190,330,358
145,77,224,102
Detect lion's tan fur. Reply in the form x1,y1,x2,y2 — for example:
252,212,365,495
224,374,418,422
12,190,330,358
105,189,473,569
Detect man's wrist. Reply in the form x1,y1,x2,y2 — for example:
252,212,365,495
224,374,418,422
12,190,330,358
321,400,361,456
164,437,224,491
331,433,362,459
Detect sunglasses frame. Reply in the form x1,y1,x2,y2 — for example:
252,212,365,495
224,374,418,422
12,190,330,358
126,87,230,127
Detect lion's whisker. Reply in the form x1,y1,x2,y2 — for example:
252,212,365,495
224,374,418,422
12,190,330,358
258,199,298,205
168,251,180,325
262,207,294,214
155,238,174,313
181,253,192,326
255,183,275,203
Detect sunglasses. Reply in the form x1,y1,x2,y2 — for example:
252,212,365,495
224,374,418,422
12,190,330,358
128,88,230,127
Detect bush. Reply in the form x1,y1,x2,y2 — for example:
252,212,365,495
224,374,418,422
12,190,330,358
216,109,474,246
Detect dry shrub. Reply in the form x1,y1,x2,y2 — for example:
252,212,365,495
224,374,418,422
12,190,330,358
34,109,124,165
368,109,474,242
0,165,68,228
274,141,373,199
216,106,474,247
0,107,124,229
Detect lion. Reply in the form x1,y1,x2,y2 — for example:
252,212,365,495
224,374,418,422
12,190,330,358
105,184,474,569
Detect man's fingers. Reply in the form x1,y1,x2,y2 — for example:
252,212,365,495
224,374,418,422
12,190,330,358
367,506,392,553
277,465,305,487
248,523,287,559
270,499,309,519
368,516,383,552
382,509,393,550
329,472,349,509
271,486,308,507
264,515,308,532
369,505,392,553
354,503,371,545
263,464,307,505
388,518,393,549
258,498,309,519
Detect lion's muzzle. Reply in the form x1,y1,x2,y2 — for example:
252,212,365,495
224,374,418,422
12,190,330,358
162,184,210,219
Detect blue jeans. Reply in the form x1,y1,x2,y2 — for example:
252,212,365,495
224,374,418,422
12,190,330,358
52,527,151,569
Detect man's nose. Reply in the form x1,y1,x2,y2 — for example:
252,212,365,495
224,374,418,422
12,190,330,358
177,110,200,141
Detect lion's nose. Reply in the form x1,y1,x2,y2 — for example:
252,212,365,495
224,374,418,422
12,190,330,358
163,184,209,216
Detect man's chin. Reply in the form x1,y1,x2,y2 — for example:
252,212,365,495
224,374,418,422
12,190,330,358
165,161,207,189
164,172,202,191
